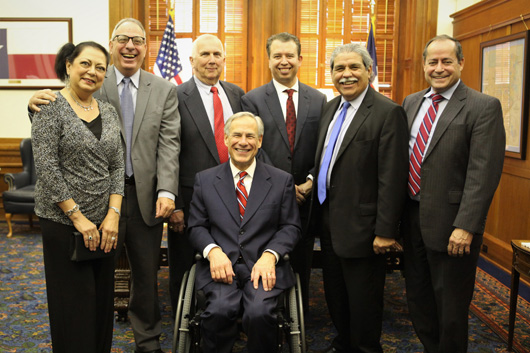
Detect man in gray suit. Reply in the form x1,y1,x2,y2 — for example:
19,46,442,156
401,34,505,353
241,33,326,309
29,18,180,353
166,34,245,315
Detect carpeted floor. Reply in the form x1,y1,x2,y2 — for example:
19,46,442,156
1,221,529,352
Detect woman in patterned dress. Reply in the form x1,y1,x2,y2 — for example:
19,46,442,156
31,41,124,353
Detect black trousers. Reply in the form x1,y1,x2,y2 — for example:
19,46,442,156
321,201,386,353
40,218,114,353
402,199,480,353
116,183,164,352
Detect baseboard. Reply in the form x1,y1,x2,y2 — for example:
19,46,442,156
478,255,530,303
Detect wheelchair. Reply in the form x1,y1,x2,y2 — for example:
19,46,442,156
173,258,306,353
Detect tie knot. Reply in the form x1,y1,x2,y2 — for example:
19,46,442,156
122,77,131,85
430,94,443,103
342,101,351,111
284,89,295,98
239,171,248,180
211,86,218,94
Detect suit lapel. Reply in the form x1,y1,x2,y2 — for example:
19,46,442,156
100,67,125,139
407,89,429,130
132,70,151,148
424,82,467,161
220,80,241,113
315,96,341,165
335,87,373,161
295,83,310,150
241,162,272,228
265,82,291,151
183,79,220,163
214,164,240,224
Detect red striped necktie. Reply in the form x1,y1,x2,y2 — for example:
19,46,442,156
284,89,296,154
408,94,444,195
236,171,248,221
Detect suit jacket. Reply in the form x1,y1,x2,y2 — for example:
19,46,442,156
314,87,409,258
187,161,301,290
241,81,326,186
95,66,181,226
402,81,505,252
175,77,245,213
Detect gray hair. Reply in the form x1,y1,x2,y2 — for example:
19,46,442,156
191,34,225,58
329,43,374,82
224,112,264,137
422,34,464,63
110,18,146,40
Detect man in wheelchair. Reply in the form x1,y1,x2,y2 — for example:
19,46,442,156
186,112,302,353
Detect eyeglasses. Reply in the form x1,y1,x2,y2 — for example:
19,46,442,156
113,35,146,46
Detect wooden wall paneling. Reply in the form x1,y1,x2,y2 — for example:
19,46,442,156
247,0,272,90
246,0,298,91
451,0,530,271
395,0,438,104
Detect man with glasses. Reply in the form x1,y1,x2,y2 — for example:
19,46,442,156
28,18,181,353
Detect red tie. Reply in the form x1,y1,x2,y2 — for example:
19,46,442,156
284,89,296,154
211,86,229,163
236,171,248,221
408,94,444,195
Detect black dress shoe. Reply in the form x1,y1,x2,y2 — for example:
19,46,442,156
134,350,164,353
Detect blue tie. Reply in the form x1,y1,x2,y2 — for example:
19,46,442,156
317,101,350,204
120,77,134,176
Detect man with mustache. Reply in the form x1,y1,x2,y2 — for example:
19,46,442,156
313,43,408,352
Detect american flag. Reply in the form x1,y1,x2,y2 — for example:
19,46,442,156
366,19,379,92
153,11,183,85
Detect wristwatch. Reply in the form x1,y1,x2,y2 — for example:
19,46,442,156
64,204,80,217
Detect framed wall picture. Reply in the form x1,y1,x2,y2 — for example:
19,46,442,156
481,31,529,160
0,17,73,89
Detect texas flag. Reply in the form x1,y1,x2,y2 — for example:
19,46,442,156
0,25,57,80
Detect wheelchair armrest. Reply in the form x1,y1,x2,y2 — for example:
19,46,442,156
4,171,31,190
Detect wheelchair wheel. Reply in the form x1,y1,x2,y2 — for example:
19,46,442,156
173,270,189,353
288,273,306,353
174,264,196,353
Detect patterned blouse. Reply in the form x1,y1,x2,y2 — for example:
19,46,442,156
32,92,124,226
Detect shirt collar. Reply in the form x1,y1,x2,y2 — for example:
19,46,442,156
115,67,140,89
272,78,299,95
193,75,221,95
425,79,460,101
229,158,257,179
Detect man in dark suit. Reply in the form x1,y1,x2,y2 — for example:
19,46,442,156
28,18,180,353
166,34,246,315
401,34,505,353
314,43,408,352
187,112,301,353
241,32,326,310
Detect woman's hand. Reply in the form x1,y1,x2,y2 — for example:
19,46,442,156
71,213,100,251
99,211,119,253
